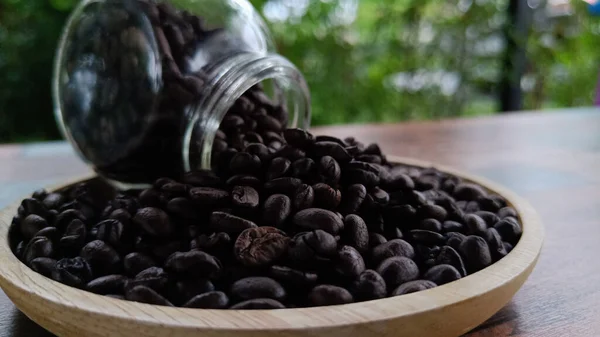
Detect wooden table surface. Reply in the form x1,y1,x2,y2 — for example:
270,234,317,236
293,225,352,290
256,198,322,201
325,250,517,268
1,107,599,336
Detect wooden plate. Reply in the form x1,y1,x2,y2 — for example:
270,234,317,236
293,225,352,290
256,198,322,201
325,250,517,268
0,156,543,337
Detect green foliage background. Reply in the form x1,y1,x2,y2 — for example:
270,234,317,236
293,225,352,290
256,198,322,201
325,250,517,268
0,0,598,143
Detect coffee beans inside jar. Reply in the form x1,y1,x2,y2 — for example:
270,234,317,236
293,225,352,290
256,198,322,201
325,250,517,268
10,127,522,309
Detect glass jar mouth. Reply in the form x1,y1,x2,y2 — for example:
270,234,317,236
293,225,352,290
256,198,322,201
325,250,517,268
182,52,311,173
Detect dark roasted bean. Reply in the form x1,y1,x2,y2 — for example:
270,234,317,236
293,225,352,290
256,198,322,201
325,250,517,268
293,208,344,234
126,285,173,306
80,240,121,275
230,152,261,174
266,157,291,181
133,207,173,237
123,252,156,276
459,236,492,273
189,187,230,206
391,280,437,296
424,264,461,285
343,214,369,254
336,245,365,278
226,175,262,188
230,298,285,309
318,156,341,186
372,239,416,265
292,184,314,210
435,246,467,276
352,269,386,301
308,285,353,306
231,277,286,301
369,232,387,248
442,220,465,233
60,219,87,253
23,236,54,264
312,183,341,210
313,141,352,164
290,158,316,180
268,265,318,288
484,228,508,260
454,183,487,201
464,213,487,236
410,230,445,246
340,184,367,214
210,211,257,233
42,193,65,210
283,128,315,149
446,232,467,252
494,218,522,245
288,230,337,264
264,177,302,195
232,186,260,209
165,251,221,278
497,206,518,219
475,211,500,227
376,256,419,288
417,204,447,221
30,257,57,278
183,291,229,309
21,214,49,239
234,227,289,267
86,275,127,295
262,194,292,227
53,257,93,288
344,168,379,188
420,218,442,232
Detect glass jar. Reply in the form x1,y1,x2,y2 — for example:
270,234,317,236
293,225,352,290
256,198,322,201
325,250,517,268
53,0,311,188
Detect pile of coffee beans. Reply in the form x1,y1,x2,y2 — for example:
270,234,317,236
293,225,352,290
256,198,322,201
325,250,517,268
10,128,522,309
63,0,288,184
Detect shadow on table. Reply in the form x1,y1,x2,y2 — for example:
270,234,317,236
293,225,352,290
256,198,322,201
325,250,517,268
6,309,54,337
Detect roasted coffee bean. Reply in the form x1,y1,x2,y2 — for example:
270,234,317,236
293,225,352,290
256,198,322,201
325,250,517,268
417,204,447,221
290,158,316,180
318,156,341,186
21,198,48,217
133,207,173,237
165,251,221,278
30,257,57,278
485,228,508,260
370,187,389,206
123,252,156,276
226,175,262,188
338,184,367,214
369,233,387,248
464,214,487,236
313,141,352,164
292,184,314,210
266,157,291,181
244,143,270,161
94,219,127,248
384,173,415,191
191,232,231,256
442,220,465,233
231,277,286,301
210,211,257,233
336,246,365,278
109,208,132,225
126,285,173,306
315,135,346,146
183,291,229,309
435,246,467,276
494,218,522,245
232,186,260,209
172,278,215,303
477,195,505,212
189,187,230,206
264,177,302,195
42,193,65,210
420,218,442,232
273,145,306,161
454,183,487,201
21,214,49,239
54,209,86,231
160,182,188,198
504,242,514,253
125,265,169,292
166,197,197,219
464,201,480,213
80,240,121,275
256,114,283,132
344,168,380,188
343,214,369,254
372,239,416,266
308,285,353,306
230,298,285,309
424,264,461,285
230,152,261,174
293,208,344,234
376,256,419,288
23,236,54,264
234,227,289,267
60,219,87,253
32,188,48,201
138,189,162,207
312,183,341,210
497,206,518,219
459,236,492,273
352,269,386,301
53,257,93,288
288,230,337,264
475,211,500,227
446,232,467,251
410,230,445,246
86,275,127,295
391,280,437,296
182,170,222,187
283,128,315,149
268,265,318,288
14,241,25,260
263,194,292,227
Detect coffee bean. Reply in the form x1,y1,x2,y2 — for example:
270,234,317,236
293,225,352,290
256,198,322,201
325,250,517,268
231,186,260,209
340,184,367,214
230,298,285,309
417,204,447,221
446,232,467,251
264,177,302,195
292,184,314,210
160,182,188,198
23,236,54,264
226,175,262,188
126,267,169,292
60,219,87,253
189,187,230,206
126,285,173,306
263,194,292,227
384,173,415,191
94,219,127,248
318,156,341,186
376,256,419,288
308,285,353,306
494,218,522,245
210,211,257,233
123,252,156,276
293,208,344,234
420,218,442,232
54,209,86,231
42,193,65,210
391,280,437,296
464,214,487,236
410,230,445,246
497,206,518,219
369,233,387,248
477,195,506,212
435,246,467,276
183,291,229,309
475,211,500,227
53,257,93,288
231,277,286,302
21,198,48,217
191,232,231,256
442,220,465,233
21,214,49,239
268,265,318,288
256,114,283,132
504,242,514,253
312,183,341,210
86,275,127,295
315,135,346,146
459,236,492,273
266,157,291,181
484,228,508,261
336,246,365,278
352,269,386,301
133,207,173,237
372,239,416,266
29,257,57,278
343,214,369,254
288,230,337,264
165,251,221,278
166,197,197,219
283,128,315,149
80,240,121,275
424,264,461,285
344,169,380,188
234,227,289,267
454,183,487,201
312,141,352,164
173,279,215,304
182,170,222,187
230,152,261,174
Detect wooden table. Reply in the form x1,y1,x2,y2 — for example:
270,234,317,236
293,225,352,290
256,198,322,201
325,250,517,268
0,107,598,336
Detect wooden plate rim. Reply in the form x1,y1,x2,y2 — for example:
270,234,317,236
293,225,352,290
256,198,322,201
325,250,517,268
0,156,544,331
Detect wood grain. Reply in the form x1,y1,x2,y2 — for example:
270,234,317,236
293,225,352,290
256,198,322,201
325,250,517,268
0,157,542,337
0,107,597,336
